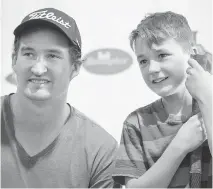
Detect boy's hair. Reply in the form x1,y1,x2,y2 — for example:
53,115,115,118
130,11,195,52
12,22,82,67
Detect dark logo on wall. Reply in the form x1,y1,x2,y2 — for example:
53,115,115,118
82,48,133,75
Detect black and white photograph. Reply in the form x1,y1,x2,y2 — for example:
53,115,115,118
1,0,212,188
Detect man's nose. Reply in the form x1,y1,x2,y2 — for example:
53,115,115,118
31,59,47,76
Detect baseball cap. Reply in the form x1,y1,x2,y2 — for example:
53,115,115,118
14,8,81,49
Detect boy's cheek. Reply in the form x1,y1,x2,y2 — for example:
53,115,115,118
141,72,150,82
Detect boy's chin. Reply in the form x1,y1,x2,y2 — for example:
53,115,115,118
151,86,175,97
153,86,186,98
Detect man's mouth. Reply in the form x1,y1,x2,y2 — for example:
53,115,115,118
28,79,50,84
152,77,168,84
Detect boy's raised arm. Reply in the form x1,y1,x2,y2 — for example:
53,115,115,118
125,114,206,188
186,57,212,155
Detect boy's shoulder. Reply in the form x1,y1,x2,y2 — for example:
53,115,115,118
124,98,163,129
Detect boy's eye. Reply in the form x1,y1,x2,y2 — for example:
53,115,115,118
139,59,148,65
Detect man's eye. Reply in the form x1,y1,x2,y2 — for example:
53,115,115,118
159,53,169,59
24,53,34,57
47,54,60,59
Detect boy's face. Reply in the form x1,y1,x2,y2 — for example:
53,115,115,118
134,37,190,97
13,27,79,101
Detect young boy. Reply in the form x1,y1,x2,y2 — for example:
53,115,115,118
112,11,212,188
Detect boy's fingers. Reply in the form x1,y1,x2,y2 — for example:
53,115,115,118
197,112,202,119
188,58,203,71
186,67,193,75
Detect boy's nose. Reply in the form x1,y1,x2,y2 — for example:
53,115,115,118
149,60,161,73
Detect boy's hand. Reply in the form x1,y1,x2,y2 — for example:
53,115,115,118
185,58,212,104
172,113,206,154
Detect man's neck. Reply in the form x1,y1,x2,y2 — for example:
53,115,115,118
10,93,70,156
11,93,68,129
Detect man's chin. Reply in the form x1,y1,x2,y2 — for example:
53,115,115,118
24,89,51,101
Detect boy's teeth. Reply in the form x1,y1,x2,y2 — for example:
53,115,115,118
155,78,164,82
153,77,167,83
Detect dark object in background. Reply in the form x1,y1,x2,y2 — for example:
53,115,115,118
192,44,212,73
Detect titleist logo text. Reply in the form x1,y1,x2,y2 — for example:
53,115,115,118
28,10,72,29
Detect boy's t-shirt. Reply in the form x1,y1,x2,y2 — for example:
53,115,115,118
112,98,212,188
1,94,118,188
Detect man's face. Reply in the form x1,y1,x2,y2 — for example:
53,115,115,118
134,37,190,97
13,28,78,101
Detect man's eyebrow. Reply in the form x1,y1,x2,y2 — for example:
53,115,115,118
45,49,63,54
20,46,35,51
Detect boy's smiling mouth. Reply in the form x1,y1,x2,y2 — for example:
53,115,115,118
152,77,169,84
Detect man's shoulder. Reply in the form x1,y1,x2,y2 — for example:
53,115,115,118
1,94,7,102
1,94,10,109
124,98,162,129
70,106,117,146
71,106,99,126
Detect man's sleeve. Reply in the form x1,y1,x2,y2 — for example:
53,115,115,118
89,134,120,188
112,121,148,186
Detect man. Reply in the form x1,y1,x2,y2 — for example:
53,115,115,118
1,8,118,188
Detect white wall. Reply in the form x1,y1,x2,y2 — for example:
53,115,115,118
1,0,212,141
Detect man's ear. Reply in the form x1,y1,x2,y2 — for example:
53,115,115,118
69,61,81,80
12,53,17,70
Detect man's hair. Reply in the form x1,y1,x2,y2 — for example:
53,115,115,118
130,11,195,52
12,22,82,67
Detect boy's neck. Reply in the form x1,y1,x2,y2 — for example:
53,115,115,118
162,88,192,117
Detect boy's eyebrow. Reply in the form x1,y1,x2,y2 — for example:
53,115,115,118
137,54,146,60
155,48,170,52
